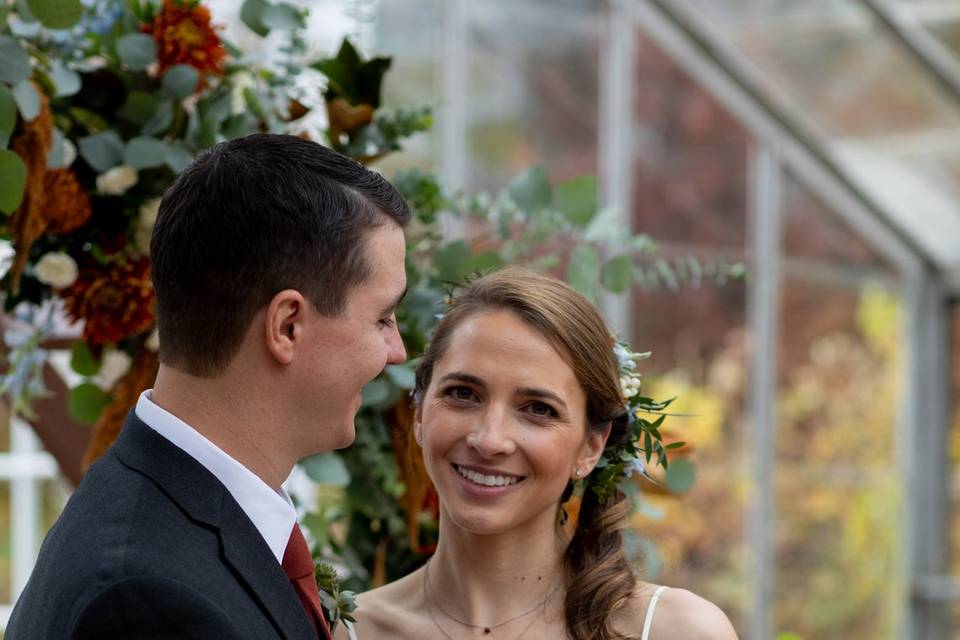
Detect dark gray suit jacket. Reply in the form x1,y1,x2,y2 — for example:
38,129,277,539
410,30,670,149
6,412,319,639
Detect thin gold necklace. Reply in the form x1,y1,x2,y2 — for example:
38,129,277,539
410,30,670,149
423,559,559,637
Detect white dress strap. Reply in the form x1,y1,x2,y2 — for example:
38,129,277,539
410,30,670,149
641,585,669,640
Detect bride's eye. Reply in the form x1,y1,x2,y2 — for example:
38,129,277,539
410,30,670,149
526,401,558,418
442,385,477,402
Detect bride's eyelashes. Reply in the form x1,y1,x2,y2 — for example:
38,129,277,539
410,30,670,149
439,385,562,420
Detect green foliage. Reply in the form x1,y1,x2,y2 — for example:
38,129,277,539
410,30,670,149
312,39,391,106
0,150,27,214
26,0,83,30
69,340,100,377
67,383,110,424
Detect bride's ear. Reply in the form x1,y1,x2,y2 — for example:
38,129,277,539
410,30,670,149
575,422,612,476
413,404,423,445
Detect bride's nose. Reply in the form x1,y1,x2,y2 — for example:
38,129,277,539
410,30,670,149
465,406,517,457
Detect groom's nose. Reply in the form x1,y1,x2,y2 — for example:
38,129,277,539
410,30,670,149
386,320,406,364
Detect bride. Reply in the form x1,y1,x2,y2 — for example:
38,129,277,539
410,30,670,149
339,268,737,640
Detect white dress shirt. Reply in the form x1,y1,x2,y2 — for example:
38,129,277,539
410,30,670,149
135,390,296,564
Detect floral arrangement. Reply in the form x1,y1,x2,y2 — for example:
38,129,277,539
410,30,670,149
0,0,739,608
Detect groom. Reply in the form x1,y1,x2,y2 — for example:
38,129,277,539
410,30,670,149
6,134,410,639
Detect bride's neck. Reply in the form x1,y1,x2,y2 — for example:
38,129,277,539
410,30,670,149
425,510,565,624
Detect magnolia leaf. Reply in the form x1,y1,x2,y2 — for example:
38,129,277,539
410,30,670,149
47,127,68,168
67,383,111,424
459,251,503,278
78,131,124,172
116,33,156,71
26,0,83,30
433,240,470,282
601,255,633,293
0,150,27,213
554,175,597,226
301,452,351,487
0,85,16,141
0,37,31,85
565,244,601,301
69,340,100,376
664,458,695,494
508,166,550,211
240,0,270,37
118,91,157,125
12,80,40,121
262,3,304,30
162,65,199,100
124,136,168,169
51,59,81,97
385,364,415,390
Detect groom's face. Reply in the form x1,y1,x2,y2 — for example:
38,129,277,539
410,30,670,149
294,222,408,450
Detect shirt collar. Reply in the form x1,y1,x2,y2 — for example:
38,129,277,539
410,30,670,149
135,390,296,564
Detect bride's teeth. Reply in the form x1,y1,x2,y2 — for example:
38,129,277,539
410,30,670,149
456,465,519,487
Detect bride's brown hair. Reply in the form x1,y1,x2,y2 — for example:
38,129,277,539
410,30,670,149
414,267,636,640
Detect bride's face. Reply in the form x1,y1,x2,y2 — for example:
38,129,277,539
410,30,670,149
416,310,605,535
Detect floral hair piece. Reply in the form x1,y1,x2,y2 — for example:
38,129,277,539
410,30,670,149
581,340,684,504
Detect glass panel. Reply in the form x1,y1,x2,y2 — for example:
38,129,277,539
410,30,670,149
950,303,960,587
629,31,750,634
774,176,903,639
464,0,601,191
685,0,960,138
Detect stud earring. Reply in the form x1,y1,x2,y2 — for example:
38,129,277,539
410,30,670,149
574,468,581,478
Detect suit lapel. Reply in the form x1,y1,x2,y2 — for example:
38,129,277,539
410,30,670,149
113,413,318,640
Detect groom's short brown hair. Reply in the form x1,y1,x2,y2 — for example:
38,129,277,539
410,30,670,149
150,134,411,377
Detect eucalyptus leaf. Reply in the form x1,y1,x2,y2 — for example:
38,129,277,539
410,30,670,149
12,80,39,121
301,452,351,487
141,99,174,137
664,458,696,494
116,33,156,71
385,364,415,390
554,175,597,226
432,240,470,282
0,37,31,85
69,340,100,376
47,127,67,168
67,382,111,424
162,65,199,100
261,3,304,30
51,60,81,97
26,0,83,30
239,0,270,37
508,166,550,211
164,143,193,173
601,255,633,293
0,150,27,214
0,85,16,141
124,136,168,169
459,251,503,278
565,244,601,301
78,131,124,172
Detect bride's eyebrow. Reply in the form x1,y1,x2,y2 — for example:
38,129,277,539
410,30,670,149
437,372,485,387
515,387,568,411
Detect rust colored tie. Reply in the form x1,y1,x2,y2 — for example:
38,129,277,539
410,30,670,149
282,524,332,640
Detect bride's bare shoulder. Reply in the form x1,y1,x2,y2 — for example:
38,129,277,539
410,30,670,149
335,569,431,640
620,582,738,640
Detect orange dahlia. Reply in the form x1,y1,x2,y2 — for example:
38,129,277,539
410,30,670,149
43,168,93,235
61,258,156,346
142,0,226,76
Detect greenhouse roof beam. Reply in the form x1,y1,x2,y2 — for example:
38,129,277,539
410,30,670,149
861,0,960,110
630,0,930,278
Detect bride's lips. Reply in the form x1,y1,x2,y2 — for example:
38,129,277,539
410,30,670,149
451,463,526,498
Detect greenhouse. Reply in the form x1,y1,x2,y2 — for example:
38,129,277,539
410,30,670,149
0,1,958,639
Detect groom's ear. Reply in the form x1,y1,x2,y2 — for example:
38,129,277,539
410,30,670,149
264,289,305,365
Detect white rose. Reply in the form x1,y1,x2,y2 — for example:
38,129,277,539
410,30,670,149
96,165,138,195
136,198,162,255
34,252,78,289
96,349,133,390
62,138,77,167
230,71,256,116
145,327,160,352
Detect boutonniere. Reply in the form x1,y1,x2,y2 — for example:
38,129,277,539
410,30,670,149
315,561,358,634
